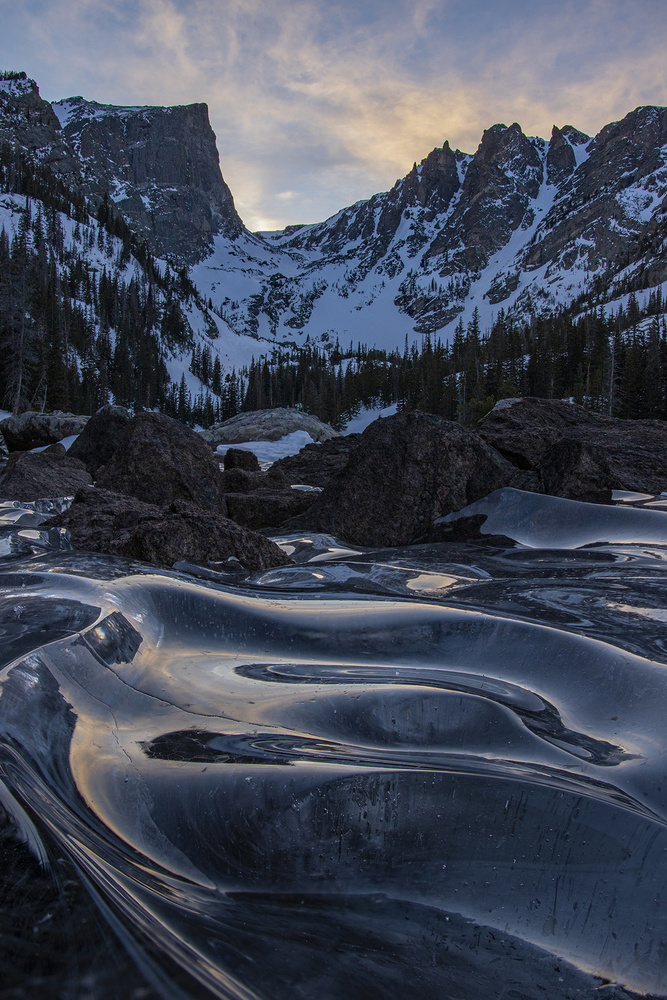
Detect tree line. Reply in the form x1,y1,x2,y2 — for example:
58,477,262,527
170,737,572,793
239,293,667,428
1,139,666,430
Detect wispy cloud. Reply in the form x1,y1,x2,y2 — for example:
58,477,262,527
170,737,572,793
1,0,666,229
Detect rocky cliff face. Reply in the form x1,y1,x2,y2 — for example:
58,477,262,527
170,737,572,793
53,97,243,261
522,106,667,287
0,77,243,262
427,123,545,273
0,77,80,182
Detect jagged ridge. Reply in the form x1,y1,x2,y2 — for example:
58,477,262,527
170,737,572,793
1,71,667,365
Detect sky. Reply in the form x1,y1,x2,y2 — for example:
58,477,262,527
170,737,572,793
2,0,667,231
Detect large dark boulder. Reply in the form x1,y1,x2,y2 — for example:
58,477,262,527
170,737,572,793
220,466,288,494
0,411,89,452
477,397,591,468
47,488,291,571
538,438,613,503
281,411,518,547
479,397,667,498
0,447,93,501
95,412,228,512
271,435,360,488
223,448,260,472
68,404,132,476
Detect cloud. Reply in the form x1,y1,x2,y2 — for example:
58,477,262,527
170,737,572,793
1,0,666,229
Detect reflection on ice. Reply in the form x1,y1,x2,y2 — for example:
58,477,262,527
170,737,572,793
0,498,74,560
1,489,667,998
437,487,667,547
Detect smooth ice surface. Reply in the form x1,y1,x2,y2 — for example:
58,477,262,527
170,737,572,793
1,491,667,999
437,487,667,547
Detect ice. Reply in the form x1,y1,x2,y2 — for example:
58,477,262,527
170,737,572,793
1,489,667,998
436,487,667,548
30,434,79,453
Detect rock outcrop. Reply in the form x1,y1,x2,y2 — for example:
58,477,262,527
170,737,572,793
47,488,291,571
478,397,592,468
0,76,243,263
224,489,318,532
524,106,667,278
546,125,588,186
223,448,261,472
53,97,243,262
271,435,360,488
95,412,228,512
219,465,319,531
281,410,519,546
427,122,545,274
67,405,131,476
0,411,89,452
0,77,80,182
478,397,667,499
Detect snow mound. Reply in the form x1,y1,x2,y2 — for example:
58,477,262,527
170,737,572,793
217,430,315,467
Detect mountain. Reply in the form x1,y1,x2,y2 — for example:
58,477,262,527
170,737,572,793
191,108,667,352
0,75,242,263
0,70,666,425
0,73,260,420
51,96,243,262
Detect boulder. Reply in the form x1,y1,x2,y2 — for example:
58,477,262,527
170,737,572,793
477,397,591,468
538,438,614,502
219,464,318,530
47,488,291,571
280,410,519,547
199,407,338,447
220,468,268,494
67,404,132,476
0,448,93,501
0,410,89,452
223,448,261,472
224,489,319,532
271,435,360,488
220,465,290,495
95,411,228,512
479,397,667,497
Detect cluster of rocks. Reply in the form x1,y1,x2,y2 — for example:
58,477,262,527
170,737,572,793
0,410,90,451
275,399,667,546
1,398,665,568
0,406,297,572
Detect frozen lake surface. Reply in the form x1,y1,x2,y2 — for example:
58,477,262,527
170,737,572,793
1,488,667,999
